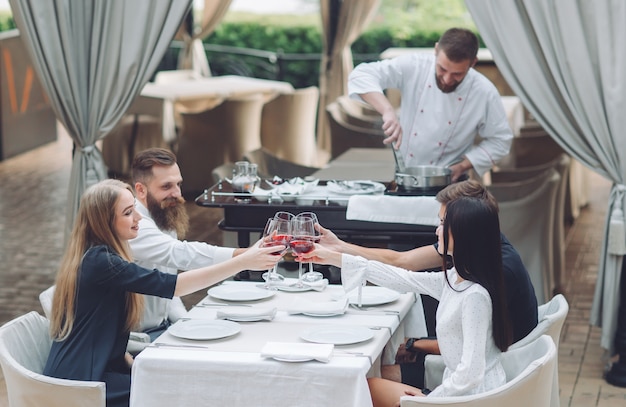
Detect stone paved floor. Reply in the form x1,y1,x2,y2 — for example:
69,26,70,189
1,128,626,405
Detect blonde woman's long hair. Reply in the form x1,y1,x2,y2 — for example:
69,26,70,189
50,179,144,340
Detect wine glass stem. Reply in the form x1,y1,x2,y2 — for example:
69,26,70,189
308,262,313,274
298,262,303,284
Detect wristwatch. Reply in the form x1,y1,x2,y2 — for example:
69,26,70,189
405,337,418,352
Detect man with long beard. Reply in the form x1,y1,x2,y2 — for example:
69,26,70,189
348,27,512,182
129,148,246,340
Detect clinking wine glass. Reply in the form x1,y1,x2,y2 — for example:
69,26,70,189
259,218,289,290
294,212,323,283
290,217,317,288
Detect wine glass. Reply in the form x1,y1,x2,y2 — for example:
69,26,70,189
258,218,289,290
290,217,316,288
294,212,323,283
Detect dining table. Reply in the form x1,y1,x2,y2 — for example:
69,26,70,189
129,281,416,407
138,75,295,142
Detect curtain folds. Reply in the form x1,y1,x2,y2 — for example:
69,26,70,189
465,0,626,353
9,0,192,240
316,0,380,161
176,0,232,76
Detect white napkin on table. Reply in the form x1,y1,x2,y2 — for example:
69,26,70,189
261,341,334,363
286,298,348,316
275,278,329,291
216,306,277,321
346,195,440,226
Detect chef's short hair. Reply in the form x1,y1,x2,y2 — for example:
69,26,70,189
438,28,479,62
131,148,177,184
436,180,498,211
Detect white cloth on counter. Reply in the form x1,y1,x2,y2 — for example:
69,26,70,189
261,342,334,363
216,307,277,321
286,298,349,316
346,195,440,225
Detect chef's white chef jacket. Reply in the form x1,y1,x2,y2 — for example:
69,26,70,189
129,201,235,331
348,52,513,176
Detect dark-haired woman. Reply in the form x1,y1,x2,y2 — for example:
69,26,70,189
300,197,512,406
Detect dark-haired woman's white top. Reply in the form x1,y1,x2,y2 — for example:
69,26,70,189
342,254,505,397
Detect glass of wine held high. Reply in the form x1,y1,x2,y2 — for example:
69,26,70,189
289,217,316,288
294,212,323,283
259,217,290,290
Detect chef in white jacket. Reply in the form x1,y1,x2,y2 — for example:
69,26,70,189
348,27,512,181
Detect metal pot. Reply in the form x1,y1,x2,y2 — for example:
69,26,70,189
394,165,452,190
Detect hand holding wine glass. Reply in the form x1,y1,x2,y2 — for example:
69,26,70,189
290,217,316,288
259,218,290,290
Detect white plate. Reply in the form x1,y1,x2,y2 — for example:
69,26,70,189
168,320,241,341
276,284,313,293
300,325,374,345
326,180,385,195
340,286,401,306
302,311,344,317
271,355,315,363
208,285,276,302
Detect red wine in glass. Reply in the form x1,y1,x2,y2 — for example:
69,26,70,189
289,239,315,254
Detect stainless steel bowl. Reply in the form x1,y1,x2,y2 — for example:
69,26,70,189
395,165,452,189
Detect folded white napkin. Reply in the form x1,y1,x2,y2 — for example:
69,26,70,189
216,307,277,321
261,341,334,363
286,298,348,316
346,195,440,226
275,278,329,292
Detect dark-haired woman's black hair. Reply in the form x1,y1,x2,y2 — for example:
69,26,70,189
441,197,512,352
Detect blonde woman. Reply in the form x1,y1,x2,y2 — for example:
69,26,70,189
44,179,283,407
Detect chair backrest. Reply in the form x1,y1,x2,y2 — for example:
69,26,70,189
336,95,384,128
488,168,561,303
176,94,266,196
0,311,105,406
401,335,556,407
243,148,319,179
260,86,320,167
326,101,386,159
38,285,55,319
491,154,571,294
512,294,569,350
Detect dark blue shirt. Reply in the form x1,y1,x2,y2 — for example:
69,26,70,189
44,245,177,406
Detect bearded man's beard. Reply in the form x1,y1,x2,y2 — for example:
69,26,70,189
435,73,460,94
146,193,189,238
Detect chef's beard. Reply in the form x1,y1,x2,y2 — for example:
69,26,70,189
146,192,189,238
435,72,461,94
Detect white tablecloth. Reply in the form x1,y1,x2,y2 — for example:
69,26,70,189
130,282,416,407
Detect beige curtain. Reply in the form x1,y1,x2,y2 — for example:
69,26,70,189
177,0,232,76
316,0,380,161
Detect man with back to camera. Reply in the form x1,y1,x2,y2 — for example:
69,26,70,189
315,180,538,388
348,27,513,181
129,148,247,340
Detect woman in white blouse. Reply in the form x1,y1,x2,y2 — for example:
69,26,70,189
300,197,512,407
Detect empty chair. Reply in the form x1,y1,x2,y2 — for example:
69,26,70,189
402,335,556,407
39,286,150,355
243,147,319,179
425,294,568,407
0,311,106,406
102,95,167,178
154,69,200,84
326,101,386,159
491,154,571,294
488,168,561,303
176,93,266,196
260,86,320,167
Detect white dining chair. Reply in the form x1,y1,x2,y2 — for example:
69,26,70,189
403,335,556,407
425,294,568,407
0,311,106,407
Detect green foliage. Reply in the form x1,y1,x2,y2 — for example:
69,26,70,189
0,13,15,32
